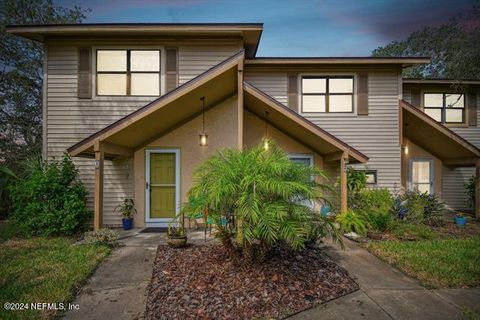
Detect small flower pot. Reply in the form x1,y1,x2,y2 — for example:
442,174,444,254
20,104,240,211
367,230,383,240
167,235,188,248
122,218,133,230
454,216,467,227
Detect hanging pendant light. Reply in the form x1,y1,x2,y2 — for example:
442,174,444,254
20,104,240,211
199,97,208,146
263,111,269,150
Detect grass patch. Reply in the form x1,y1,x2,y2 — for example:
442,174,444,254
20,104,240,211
368,236,480,288
0,220,25,243
0,237,110,319
388,221,439,240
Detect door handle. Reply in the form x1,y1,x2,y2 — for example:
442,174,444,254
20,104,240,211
146,182,149,190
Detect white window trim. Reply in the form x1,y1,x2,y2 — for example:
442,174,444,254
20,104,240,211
91,45,166,101
145,148,181,225
297,73,358,116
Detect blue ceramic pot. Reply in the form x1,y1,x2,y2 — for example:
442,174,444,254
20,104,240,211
122,218,133,230
454,216,467,227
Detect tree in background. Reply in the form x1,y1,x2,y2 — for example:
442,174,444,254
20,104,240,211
372,4,480,80
0,0,88,173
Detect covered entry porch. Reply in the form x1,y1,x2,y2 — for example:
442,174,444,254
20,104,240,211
400,100,480,217
68,51,368,230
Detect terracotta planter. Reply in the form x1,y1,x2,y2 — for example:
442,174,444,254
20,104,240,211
167,235,188,248
367,230,383,240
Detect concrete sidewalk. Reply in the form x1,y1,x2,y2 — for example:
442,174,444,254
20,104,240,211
292,239,480,320
63,229,213,320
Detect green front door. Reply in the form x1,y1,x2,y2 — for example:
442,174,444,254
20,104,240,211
148,151,178,220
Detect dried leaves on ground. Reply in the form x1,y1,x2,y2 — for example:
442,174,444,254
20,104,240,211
146,244,358,319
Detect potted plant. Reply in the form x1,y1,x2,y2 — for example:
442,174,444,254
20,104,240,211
115,198,136,230
454,212,467,227
167,216,187,248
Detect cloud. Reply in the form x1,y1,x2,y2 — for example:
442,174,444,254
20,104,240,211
326,0,476,41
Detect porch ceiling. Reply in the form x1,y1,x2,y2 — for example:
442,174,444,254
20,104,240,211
401,100,480,166
244,82,368,164
68,50,243,159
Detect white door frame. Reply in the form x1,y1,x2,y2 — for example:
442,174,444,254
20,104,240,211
145,148,180,225
408,158,434,194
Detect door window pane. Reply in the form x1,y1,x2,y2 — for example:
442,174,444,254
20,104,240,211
329,95,353,112
302,95,326,112
424,109,442,122
424,93,443,108
302,78,326,93
131,50,160,71
329,78,353,93
97,50,127,72
131,73,160,96
445,94,464,108
412,161,430,183
446,109,463,123
97,74,127,95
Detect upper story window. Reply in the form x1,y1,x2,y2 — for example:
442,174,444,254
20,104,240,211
301,76,354,113
424,93,465,123
96,50,161,96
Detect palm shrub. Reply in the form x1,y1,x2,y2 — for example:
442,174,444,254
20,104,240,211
9,154,90,236
182,140,338,262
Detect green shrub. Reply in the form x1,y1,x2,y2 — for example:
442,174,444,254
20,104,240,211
347,167,367,194
352,188,393,232
336,209,367,235
401,190,426,223
9,154,90,236
464,176,475,211
389,221,438,240
394,190,446,226
0,165,17,219
82,228,119,246
182,140,338,262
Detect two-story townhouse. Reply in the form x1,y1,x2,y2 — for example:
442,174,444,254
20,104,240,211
6,23,480,230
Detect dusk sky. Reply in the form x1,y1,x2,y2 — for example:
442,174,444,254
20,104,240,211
56,0,477,56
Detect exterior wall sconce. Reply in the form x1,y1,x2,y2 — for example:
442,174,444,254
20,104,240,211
199,96,207,146
263,111,270,150
403,145,409,155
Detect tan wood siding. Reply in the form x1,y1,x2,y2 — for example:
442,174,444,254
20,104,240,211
46,43,240,225
244,71,288,105
178,42,240,85
445,93,480,210
243,71,401,191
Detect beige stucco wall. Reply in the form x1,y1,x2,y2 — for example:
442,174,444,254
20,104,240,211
133,95,239,227
243,110,324,170
401,138,443,197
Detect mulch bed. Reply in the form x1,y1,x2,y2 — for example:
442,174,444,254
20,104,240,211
145,244,358,319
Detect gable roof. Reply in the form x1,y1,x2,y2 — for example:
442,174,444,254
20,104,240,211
244,82,368,164
401,99,480,165
6,23,263,57
68,50,244,158
246,57,430,67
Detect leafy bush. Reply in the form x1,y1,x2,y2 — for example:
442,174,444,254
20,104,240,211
114,198,136,219
0,165,17,219
465,176,475,211
182,140,337,262
82,228,119,246
336,209,367,235
391,190,445,226
9,154,90,236
351,188,393,232
422,193,446,226
347,167,367,194
400,190,426,223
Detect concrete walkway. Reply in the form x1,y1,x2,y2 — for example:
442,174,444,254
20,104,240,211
63,229,213,320
292,239,480,320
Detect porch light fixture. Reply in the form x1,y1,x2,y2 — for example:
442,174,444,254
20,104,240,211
263,111,270,150
199,97,208,146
